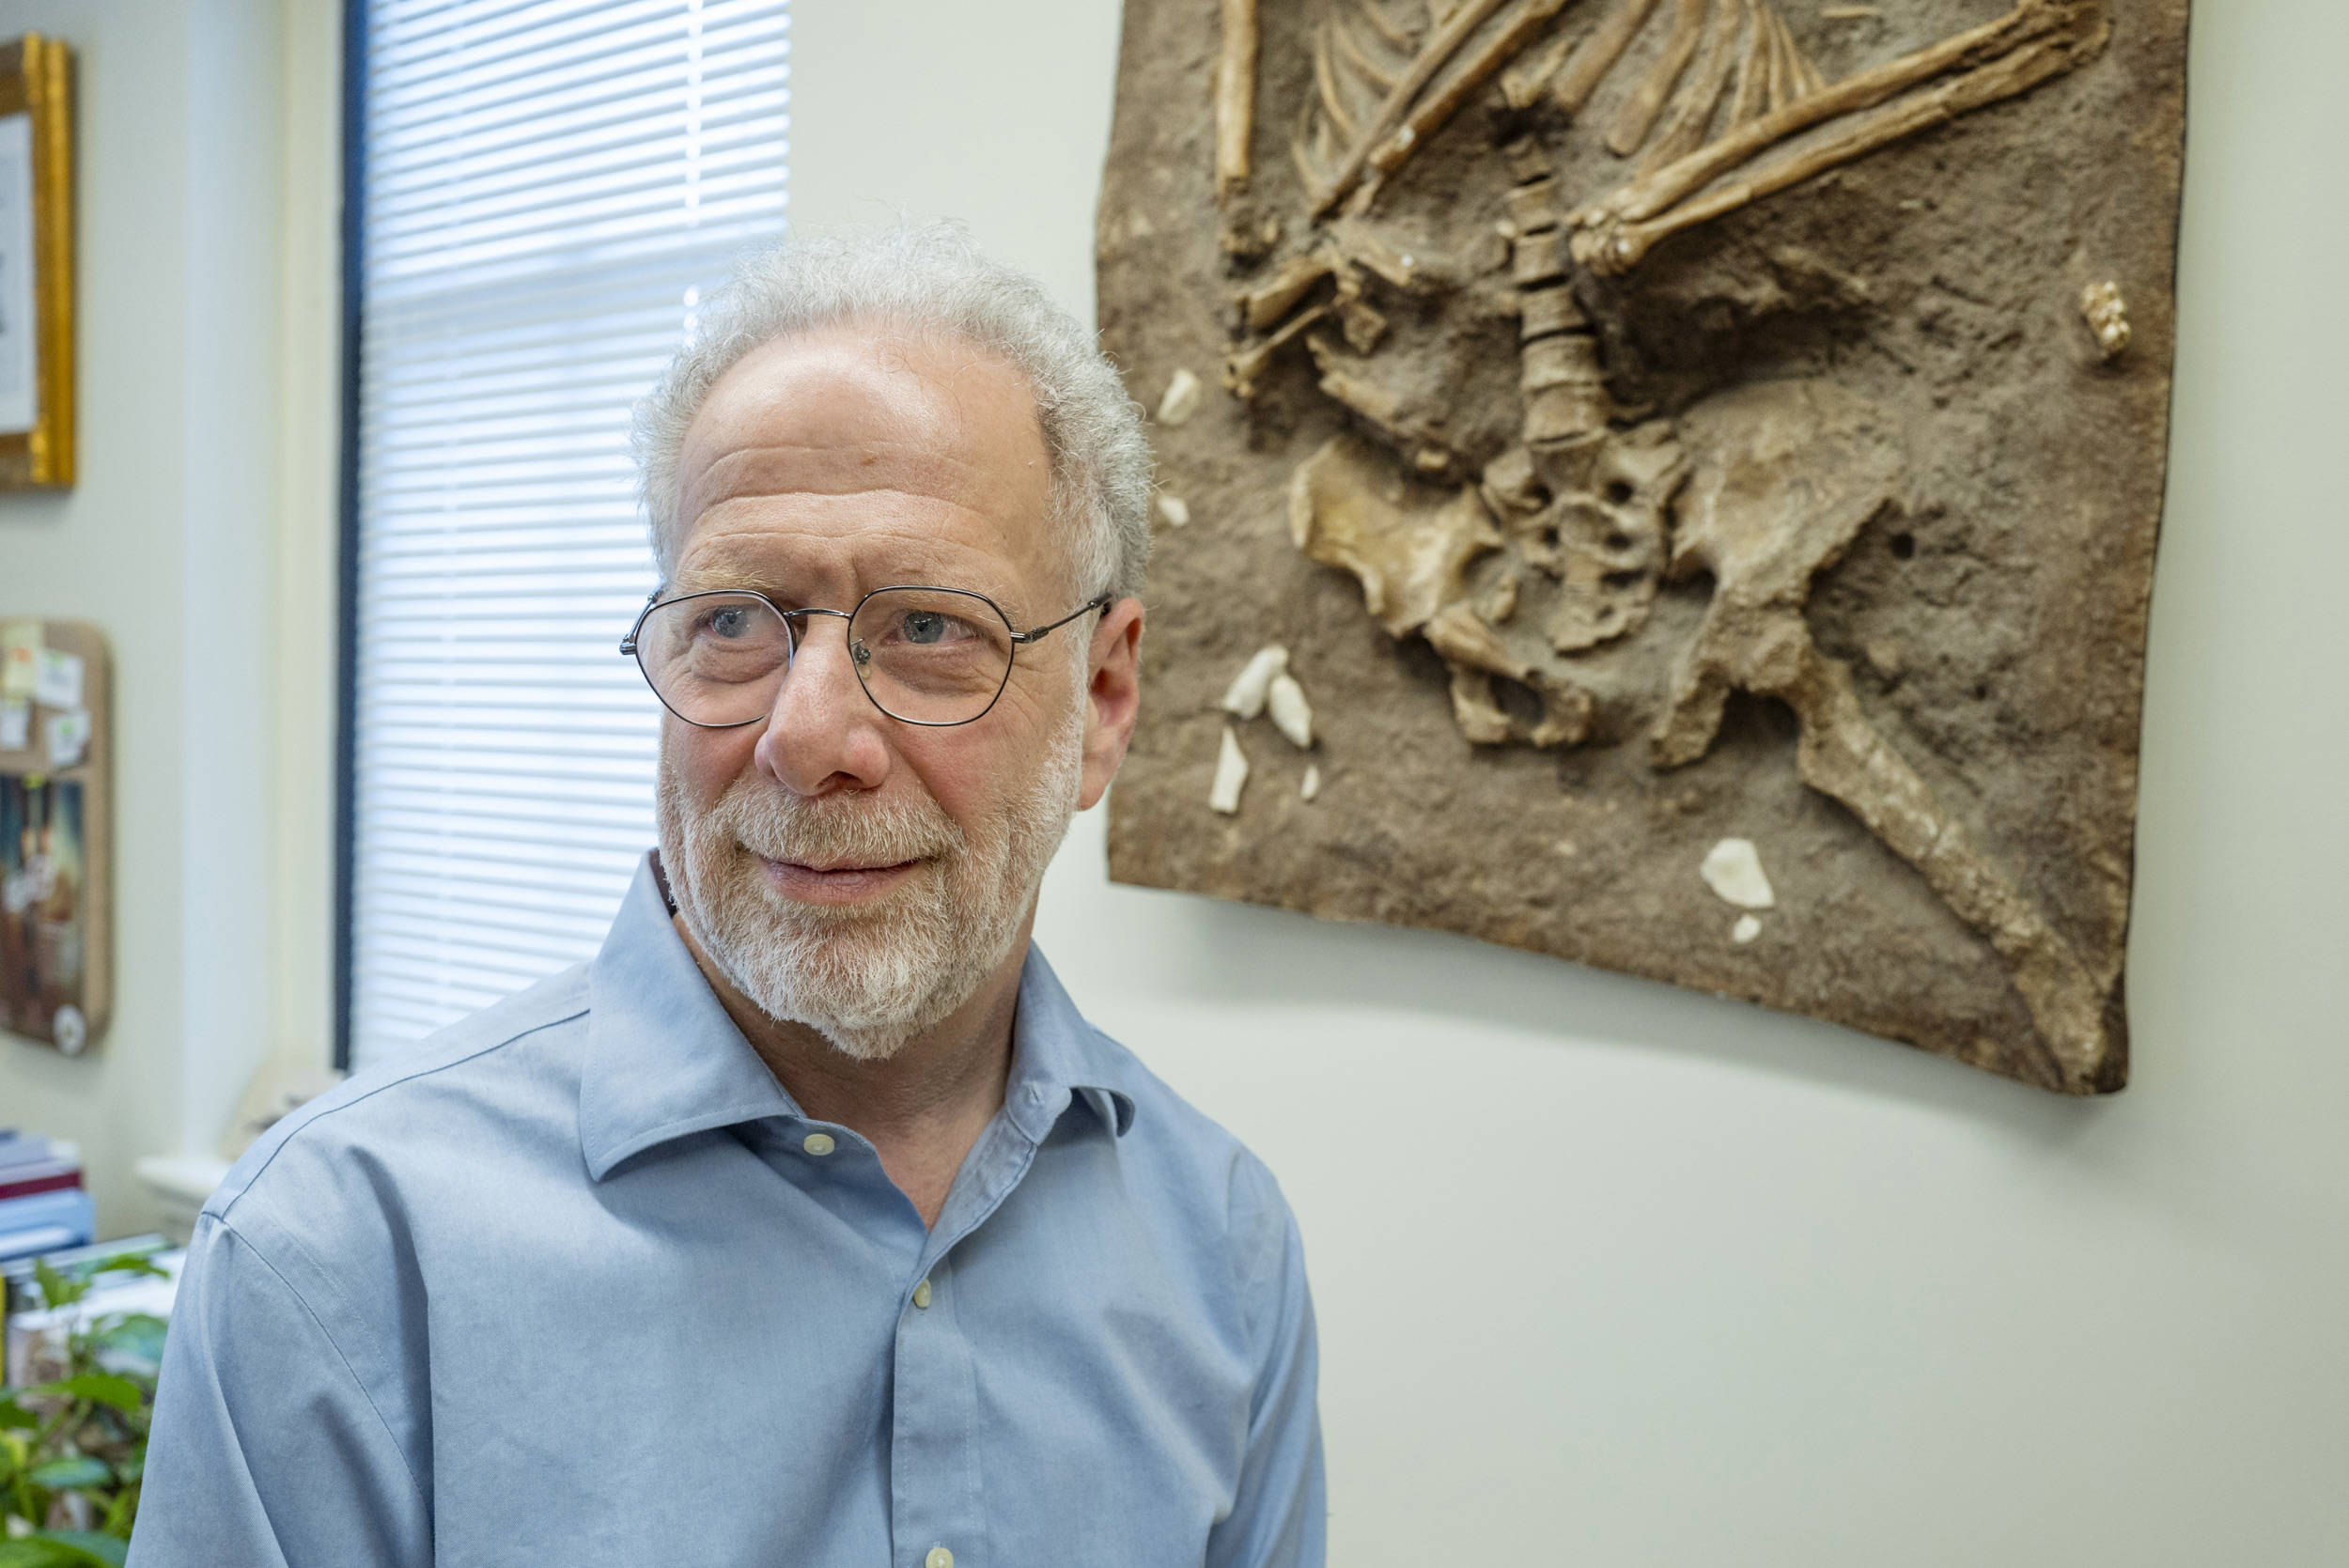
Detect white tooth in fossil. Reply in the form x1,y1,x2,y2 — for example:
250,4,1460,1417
1158,366,1205,427
1300,764,1322,801
1702,838,1777,909
1209,726,1250,815
1221,644,1290,719
1157,494,1191,528
1268,674,1315,749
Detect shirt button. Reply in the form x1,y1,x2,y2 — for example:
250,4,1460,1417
913,1279,933,1310
801,1132,835,1157
926,1549,953,1568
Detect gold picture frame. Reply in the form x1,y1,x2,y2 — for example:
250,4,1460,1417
0,34,71,490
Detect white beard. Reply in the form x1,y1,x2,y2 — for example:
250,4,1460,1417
656,690,1085,1062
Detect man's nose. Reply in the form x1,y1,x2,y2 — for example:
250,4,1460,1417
752,613,893,796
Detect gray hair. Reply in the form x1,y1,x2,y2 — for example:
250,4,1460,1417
632,223,1152,604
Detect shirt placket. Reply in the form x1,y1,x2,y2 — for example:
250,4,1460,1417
887,1113,1048,1568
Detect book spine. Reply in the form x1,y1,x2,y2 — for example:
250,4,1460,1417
0,1170,81,1203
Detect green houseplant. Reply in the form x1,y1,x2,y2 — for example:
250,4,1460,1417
0,1255,169,1568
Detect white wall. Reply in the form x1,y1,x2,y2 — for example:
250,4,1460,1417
0,0,339,1237
796,3,2349,1563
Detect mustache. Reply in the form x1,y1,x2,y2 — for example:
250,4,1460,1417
708,782,967,870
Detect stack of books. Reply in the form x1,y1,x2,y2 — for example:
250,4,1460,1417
0,1130,96,1263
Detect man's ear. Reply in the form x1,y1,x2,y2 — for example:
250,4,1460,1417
1078,598,1144,812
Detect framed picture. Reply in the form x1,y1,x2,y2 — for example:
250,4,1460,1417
0,34,70,490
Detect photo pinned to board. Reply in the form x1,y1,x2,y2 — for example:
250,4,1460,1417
0,620,107,1053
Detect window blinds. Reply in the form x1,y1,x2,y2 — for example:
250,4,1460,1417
349,0,788,1069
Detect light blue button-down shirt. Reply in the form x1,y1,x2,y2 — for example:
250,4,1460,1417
131,858,1324,1567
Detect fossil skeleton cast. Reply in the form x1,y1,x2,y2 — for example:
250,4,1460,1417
1216,0,2118,1089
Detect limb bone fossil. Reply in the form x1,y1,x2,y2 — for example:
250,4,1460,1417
1656,382,2108,1089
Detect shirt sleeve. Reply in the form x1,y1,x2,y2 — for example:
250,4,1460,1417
1206,1156,1328,1568
126,1214,431,1568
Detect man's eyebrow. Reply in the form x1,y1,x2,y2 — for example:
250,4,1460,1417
669,565,774,591
672,558,1036,613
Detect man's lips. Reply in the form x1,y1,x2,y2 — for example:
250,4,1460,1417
757,854,921,905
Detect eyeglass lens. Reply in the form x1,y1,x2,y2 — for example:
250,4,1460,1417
633,588,1018,726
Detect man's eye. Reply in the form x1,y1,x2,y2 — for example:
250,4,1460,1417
707,608,751,639
903,611,952,645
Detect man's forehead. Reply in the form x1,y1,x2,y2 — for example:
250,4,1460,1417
676,327,1050,523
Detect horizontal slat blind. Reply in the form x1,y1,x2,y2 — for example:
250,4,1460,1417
350,0,788,1068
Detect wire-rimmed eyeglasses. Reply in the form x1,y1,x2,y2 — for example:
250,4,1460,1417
620,584,1112,729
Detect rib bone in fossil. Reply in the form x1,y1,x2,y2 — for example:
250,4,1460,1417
1570,0,2109,272
1217,0,1259,199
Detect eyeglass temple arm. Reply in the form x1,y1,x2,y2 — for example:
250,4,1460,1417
1010,594,1115,646
616,587,664,657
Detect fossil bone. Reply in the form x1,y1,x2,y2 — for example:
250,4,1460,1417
1424,602,1595,746
1217,0,1259,199
1608,0,1709,156
1300,764,1322,800
1268,674,1316,748
1157,494,1191,527
1780,7,1826,96
2080,280,2130,359
1488,146,1689,647
1641,0,1747,175
1342,0,1582,215
1221,644,1291,718
1158,367,1206,426
1292,434,1501,637
1501,27,1578,109
1301,0,1514,215
1226,303,1333,400
1655,380,2109,1089
1226,222,1439,400
1701,836,1777,908
1726,0,1775,131
1307,336,1459,472
1731,914,1763,943
1527,424,1687,653
1209,725,1251,815
1554,0,1665,115
1573,0,2109,274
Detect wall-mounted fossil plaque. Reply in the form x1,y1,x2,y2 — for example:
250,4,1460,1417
1098,0,2186,1094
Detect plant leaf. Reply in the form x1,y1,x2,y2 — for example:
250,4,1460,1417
89,1316,166,1374
26,1456,112,1491
44,1377,142,1416
25,1531,128,1568
0,1544,98,1568
86,1255,168,1284
31,1261,85,1312
0,1399,35,1431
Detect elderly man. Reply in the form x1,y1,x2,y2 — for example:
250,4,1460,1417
132,227,1325,1568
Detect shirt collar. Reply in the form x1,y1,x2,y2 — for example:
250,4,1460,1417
580,856,802,1180
1000,942,1138,1143
579,855,1136,1182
